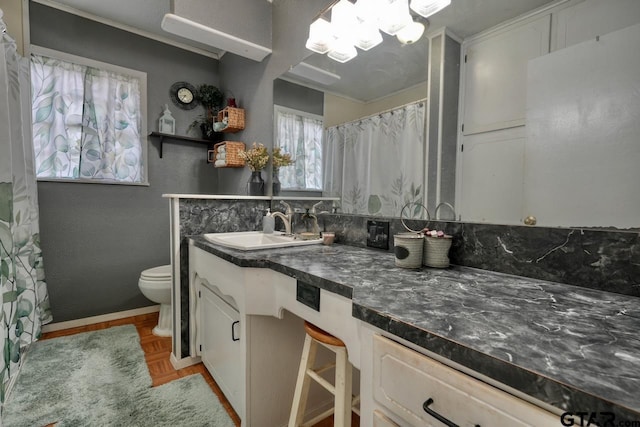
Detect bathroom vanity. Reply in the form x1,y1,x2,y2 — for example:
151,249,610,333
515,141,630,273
189,242,359,425
187,236,640,427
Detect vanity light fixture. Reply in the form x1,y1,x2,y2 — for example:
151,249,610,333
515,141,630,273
378,0,414,36
410,0,451,18
305,17,335,54
328,0,360,62
396,20,427,45
328,38,359,63
306,0,449,63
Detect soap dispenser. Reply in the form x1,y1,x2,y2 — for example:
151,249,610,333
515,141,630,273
262,208,275,234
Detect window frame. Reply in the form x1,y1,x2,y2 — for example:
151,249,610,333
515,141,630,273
29,45,149,186
273,104,324,192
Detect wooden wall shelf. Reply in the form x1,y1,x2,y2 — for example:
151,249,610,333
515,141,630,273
149,132,217,158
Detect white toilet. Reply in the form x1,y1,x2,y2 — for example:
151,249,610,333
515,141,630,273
138,265,172,337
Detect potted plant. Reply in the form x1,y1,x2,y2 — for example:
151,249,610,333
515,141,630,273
271,147,294,196
239,143,270,196
187,84,223,140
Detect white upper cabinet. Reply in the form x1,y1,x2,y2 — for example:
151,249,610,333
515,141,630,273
462,14,550,136
553,0,640,50
524,22,640,228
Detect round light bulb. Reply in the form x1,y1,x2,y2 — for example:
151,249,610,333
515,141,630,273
396,21,425,45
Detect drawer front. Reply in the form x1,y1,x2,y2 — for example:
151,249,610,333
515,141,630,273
373,335,559,427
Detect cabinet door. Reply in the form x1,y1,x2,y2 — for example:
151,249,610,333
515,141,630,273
553,0,640,50
199,284,242,415
462,14,550,135
524,23,640,228
458,127,526,225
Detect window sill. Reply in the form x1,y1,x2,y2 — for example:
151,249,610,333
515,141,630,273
36,178,150,187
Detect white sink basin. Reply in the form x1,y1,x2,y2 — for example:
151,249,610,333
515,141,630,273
204,231,322,251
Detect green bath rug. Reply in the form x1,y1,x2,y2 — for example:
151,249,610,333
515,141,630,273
2,325,234,427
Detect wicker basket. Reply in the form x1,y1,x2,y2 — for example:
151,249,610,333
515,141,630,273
423,236,452,268
211,141,245,168
394,233,424,269
216,107,245,133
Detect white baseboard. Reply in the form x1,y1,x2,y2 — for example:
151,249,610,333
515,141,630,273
41,305,160,333
170,352,201,370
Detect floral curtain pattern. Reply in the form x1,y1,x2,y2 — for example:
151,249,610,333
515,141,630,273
0,19,52,402
324,102,426,218
274,107,323,190
30,54,143,182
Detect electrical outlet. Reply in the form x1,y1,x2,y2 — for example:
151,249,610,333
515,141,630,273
366,220,389,250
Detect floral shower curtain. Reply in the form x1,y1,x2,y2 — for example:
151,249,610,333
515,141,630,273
0,14,52,402
323,101,426,218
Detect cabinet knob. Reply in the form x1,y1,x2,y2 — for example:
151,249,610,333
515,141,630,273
524,215,537,226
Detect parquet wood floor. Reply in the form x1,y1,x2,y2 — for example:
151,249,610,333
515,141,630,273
39,312,359,427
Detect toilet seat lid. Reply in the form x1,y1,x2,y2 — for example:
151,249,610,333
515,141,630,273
141,265,172,280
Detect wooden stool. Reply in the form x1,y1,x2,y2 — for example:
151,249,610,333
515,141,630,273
288,322,359,427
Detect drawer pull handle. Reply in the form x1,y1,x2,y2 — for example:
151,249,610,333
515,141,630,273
231,320,240,341
423,398,480,427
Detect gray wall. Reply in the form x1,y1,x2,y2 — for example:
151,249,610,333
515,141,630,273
216,0,333,195
31,3,221,322
273,78,324,116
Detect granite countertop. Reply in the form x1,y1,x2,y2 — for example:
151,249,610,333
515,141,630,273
189,236,640,421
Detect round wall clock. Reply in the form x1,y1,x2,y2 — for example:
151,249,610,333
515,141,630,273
169,81,198,110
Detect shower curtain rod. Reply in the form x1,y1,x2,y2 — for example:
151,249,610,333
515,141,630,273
331,97,427,128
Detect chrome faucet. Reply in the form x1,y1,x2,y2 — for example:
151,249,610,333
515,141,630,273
272,201,293,235
311,200,324,214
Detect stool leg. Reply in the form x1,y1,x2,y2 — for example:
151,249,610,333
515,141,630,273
334,346,352,427
289,335,318,427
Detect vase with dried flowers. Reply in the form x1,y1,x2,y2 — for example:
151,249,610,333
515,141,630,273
239,142,269,196
271,147,294,196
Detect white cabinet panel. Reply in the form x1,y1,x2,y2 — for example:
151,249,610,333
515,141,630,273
373,410,401,427
373,335,559,427
199,284,243,416
554,0,640,50
459,127,525,224
462,15,550,135
525,23,640,228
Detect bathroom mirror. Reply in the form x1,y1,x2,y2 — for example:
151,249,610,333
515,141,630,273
274,0,640,229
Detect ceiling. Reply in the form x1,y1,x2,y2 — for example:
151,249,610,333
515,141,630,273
34,0,555,100
285,0,556,102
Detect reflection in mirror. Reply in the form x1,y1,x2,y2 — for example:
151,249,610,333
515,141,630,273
273,105,323,192
277,18,431,219
278,0,640,229
274,74,429,218
272,79,325,195
324,100,427,218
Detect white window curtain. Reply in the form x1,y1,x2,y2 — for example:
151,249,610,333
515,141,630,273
30,53,143,182
274,106,323,190
324,101,426,217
